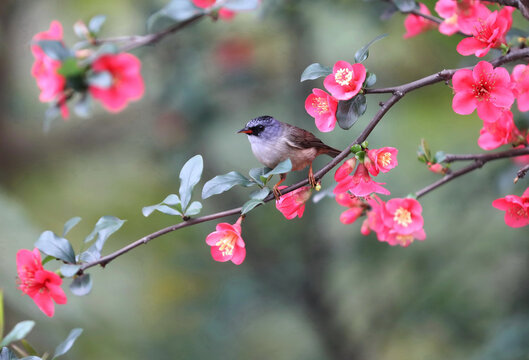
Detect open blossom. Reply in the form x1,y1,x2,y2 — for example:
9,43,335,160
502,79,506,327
511,64,529,112
478,110,520,150
335,193,365,224
334,163,390,197
492,188,529,227
206,217,246,265
435,0,490,35
193,0,216,8
305,88,338,132
31,21,69,118
456,7,514,57
403,3,437,39
89,53,145,113
16,248,67,317
452,61,514,122
324,61,366,101
365,147,398,176
276,186,311,219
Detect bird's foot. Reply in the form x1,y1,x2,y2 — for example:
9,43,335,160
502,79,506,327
273,185,282,201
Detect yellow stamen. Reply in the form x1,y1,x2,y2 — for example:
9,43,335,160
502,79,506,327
335,68,353,86
312,97,329,114
379,152,392,167
394,207,412,227
216,235,237,256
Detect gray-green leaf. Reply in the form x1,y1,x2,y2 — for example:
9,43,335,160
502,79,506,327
393,0,417,12
84,216,126,255
179,155,203,211
0,321,35,347
88,15,106,34
53,328,83,359
250,187,270,200
62,217,81,237
35,40,71,61
354,34,388,63
264,158,292,176
336,94,367,130
163,194,180,205
35,231,76,263
202,171,255,199
223,0,260,11
87,71,113,88
70,274,92,296
142,204,182,217
0,347,18,360
241,199,264,215
300,63,332,82
184,201,202,216
60,264,81,278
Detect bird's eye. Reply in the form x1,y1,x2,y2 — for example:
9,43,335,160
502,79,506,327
257,125,264,131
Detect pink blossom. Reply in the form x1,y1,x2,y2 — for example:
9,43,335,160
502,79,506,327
334,163,390,197
428,162,445,174
193,0,216,8
335,193,365,224
365,147,398,176
456,7,514,57
363,195,390,240
275,186,311,219
385,228,427,247
305,88,339,132
324,61,366,101
435,0,490,35
334,158,357,183
219,8,236,20
403,3,437,39
206,217,246,264
16,248,67,317
31,21,69,118
452,61,514,122
383,198,424,235
492,188,529,227
477,110,519,150
89,53,145,112
511,64,529,112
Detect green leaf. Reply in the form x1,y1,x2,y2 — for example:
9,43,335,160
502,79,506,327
223,0,260,10
79,246,100,263
434,151,446,163
248,168,266,186
393,0,417,12
53,328,83,359
88,15,106,34
354,34,388,63
179,155,203,211
35,231,76,263
70,274,92,296
0,321,35,347
142,204,182,217
365,72,377,87
148,0,202,33
250,187,270,200
62,217,81,237
20,340,39,357
35,40,71,61
202,171,255,199
184,201,202,216
84,216,125,254
0,347,18,360
163,194,180,205
87,72,113,88
300,63,332,82
0,290,3,340
336,94,367,130
60,264,81,278
57,58,84,78
241,199,264,215
264,158,292,177
41,255,54,266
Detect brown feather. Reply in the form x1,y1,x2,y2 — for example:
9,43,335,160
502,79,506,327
284,123,341,158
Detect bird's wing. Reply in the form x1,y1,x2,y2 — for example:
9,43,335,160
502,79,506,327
284,123,328,150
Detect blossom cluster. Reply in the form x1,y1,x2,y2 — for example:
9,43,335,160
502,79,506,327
305,60,366,132
31,21,144,119
493,187,529,227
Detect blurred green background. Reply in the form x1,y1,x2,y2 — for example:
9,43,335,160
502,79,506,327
1,0,529,359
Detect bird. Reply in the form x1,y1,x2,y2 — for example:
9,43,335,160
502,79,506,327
238,115,341,199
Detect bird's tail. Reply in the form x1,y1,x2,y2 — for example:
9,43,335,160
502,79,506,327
322,145,341,158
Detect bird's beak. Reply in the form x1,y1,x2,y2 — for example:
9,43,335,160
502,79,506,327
237,127,253,134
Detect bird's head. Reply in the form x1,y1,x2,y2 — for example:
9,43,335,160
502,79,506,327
237,115,282,141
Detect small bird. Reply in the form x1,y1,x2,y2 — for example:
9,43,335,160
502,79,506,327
238,115,341,199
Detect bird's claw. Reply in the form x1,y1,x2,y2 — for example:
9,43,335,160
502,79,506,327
273,185,282,201
308,173,318,188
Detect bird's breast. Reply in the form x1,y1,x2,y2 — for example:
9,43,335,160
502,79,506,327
248,136,317,171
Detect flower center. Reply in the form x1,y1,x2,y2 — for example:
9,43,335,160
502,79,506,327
472,73,496,101
335,68,353,86
216,234,237,256
312,97,329,114
394,207,412,227
378,152,392,167
473,18,497,44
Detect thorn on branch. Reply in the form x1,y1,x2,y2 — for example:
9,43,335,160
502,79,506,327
514,163,529,183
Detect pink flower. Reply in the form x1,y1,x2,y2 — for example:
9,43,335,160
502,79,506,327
324,61,366,101
335,193,365,224
89,53,144,113
435,0,490,35
219,8,236,20
385,228,427,247
334,163,390,197
334,158,357,183
403,3,437,39
365,147,398,176
275,186,311,219
428,162,446,174
31,21,69,118
305,88,339,132
456,7,514,57
193,0,216,8
452,61,514,122
492,188,529,227
16,248,67,317
478,110,519,150
511,64,529,112
205,217,246,264
383,198,424,235
363,195,390,240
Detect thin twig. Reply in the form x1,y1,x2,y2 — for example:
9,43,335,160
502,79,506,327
515,163,529,183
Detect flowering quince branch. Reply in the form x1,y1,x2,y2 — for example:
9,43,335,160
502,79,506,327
515,163,529,182
487,0,529,20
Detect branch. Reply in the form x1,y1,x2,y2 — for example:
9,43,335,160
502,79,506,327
487,0,529,21
78,48,529,273
515,163,529,183
408,8,443,25
415,147,529,198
